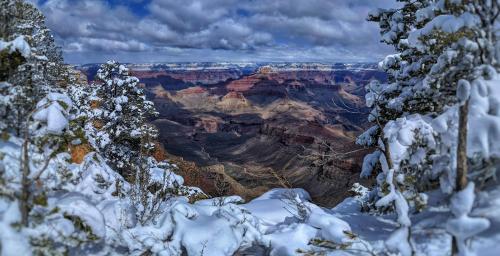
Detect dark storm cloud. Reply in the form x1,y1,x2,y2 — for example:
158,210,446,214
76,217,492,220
32,0,397,63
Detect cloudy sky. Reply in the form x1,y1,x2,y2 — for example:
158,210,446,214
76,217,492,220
31,0,396,64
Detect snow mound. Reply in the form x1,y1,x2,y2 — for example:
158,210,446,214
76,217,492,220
447,183,490,256
33,93,73,134
0,201,32,256
0,134,358,255
0,36,31,57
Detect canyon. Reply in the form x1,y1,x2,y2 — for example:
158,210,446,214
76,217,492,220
79,63,387,206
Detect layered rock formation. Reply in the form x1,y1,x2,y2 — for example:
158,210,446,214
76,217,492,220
79,63,386,206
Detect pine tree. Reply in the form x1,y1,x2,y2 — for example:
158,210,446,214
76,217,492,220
361,0,442,194
361,0,438,220
366,1,499,255
409,2,499,254
0,0,64,135
419,1,498,190
87,61,158,177
1,0,76,235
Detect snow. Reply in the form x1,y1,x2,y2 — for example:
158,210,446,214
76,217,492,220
240,189,356,254
73,153,129,201
265,223,317,255
375,168,411,227
0,201,32,256
149,167,185,187
242,188,311,226
385,227,412,256
0,36,31,58
116,186,357,255
409,12,480,49
450,183,475,217
242,197,292,226
361,150,381,177
416,5,436,23
470,186,500,256
56,194,107,239
98,198,137,232
447,183,490,256
457,79,471,104
383,114,436,169
123,201,261,255
195,195,244,207
357,125,379,147
467,75,500,158
118,64,128,74
308,211,352,244
33,93,72,135
0,82,10,90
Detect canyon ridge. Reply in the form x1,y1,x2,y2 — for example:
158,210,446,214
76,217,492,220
80,62,387,206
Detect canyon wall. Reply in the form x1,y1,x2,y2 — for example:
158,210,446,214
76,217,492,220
80,63,386,206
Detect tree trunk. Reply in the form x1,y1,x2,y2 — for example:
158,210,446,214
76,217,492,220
20,128,30,226
456,99,469,191
452,99,469,255
382,137,394,170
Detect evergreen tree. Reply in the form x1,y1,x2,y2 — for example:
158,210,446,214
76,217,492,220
408,1,499,254
417,0,499,190
0,0,64,135
360,1,437,224
0,0,62,67
87,61,158,177
1,2,92,251
365,1,499,255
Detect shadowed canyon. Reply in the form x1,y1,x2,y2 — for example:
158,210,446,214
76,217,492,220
80,63,387,206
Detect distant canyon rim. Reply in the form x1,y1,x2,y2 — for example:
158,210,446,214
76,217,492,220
80,63,387,207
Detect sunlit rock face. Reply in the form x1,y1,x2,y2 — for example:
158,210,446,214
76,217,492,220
79,62,386,206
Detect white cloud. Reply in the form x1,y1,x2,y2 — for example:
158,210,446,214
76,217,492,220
35,0,396,63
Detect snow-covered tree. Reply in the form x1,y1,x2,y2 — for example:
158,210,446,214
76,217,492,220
417,0,499,191
365,1,499,255
358,9,439,254
0,2,108,253
0,0,64,135
0,0,62,68
410,2,499,254
86,61,158,177
0,1,72,232
360,1,443,213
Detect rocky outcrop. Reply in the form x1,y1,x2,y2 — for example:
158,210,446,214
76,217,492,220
260,123,316,145
131,70,242,85
177,86,207,95
217,91,251,111
226,75,261,92
195,116,222,133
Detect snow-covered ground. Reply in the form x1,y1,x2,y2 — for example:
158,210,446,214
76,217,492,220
330,180,500,256
1,129,500,255
0,134,356,255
